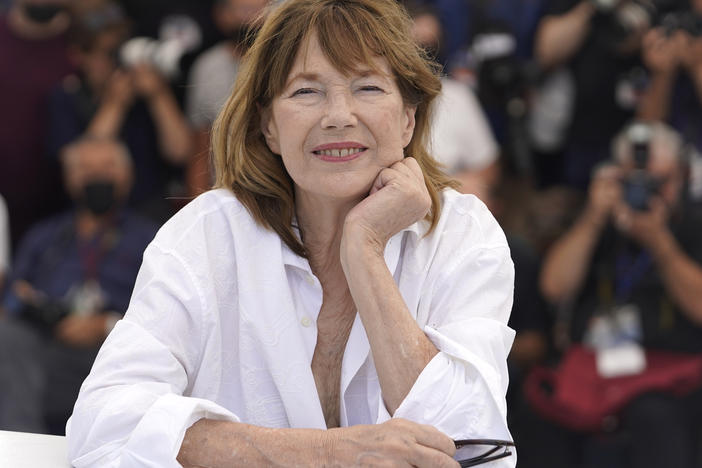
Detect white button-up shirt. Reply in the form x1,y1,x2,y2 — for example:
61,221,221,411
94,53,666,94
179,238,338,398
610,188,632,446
67,188,516,467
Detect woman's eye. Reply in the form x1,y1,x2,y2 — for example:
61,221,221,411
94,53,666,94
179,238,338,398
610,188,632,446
291,88,317,96
359,85,383,92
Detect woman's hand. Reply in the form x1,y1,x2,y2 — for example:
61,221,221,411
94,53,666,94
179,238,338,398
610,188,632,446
343,157,431,253
178,418,458,468
327,418,459,468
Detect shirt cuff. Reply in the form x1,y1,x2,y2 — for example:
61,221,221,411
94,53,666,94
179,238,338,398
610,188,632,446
69,394,239,468
393,319,514,441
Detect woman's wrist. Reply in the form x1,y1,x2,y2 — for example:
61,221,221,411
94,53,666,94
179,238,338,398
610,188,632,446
341,221,386,259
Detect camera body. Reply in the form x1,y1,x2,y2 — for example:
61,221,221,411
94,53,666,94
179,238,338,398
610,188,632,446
622,169,659,210
620,123,660,211
118,15,202,80
21,299,71,332
590,0,657,46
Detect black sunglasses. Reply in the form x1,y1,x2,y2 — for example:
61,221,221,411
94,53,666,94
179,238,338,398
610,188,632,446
454,439,515,467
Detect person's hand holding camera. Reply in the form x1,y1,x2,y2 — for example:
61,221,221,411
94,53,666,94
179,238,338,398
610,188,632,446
613,194,671,250
130,63,169,101
103,68,135,109
585,164,623,229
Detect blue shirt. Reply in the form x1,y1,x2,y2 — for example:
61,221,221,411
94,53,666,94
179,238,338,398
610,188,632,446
2,210,157,317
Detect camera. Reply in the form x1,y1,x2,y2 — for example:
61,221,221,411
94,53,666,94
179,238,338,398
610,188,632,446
20,299,71,332
467,24,536,175
119,15,202,80
621,123,660,211
590,0,657,47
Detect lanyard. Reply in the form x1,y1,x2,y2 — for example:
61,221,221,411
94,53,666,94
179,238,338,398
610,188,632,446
77,226,118,281
614,250,652,304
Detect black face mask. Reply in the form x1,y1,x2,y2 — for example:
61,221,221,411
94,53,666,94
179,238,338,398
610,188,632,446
23,4,65,24
80,181,117,216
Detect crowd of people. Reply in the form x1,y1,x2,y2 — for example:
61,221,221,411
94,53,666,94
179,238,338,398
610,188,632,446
1,0,702,467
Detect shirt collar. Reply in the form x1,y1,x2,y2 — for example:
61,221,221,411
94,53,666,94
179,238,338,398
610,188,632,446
281,219,426,276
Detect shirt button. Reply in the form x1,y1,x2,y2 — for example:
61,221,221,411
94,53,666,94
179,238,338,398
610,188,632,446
301,316,312,327
305,274,315,286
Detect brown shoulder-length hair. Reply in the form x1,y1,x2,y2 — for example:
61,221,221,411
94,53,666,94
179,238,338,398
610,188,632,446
212,0,457,258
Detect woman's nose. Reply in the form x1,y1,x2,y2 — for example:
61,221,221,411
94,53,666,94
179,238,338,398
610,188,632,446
320,92,357,129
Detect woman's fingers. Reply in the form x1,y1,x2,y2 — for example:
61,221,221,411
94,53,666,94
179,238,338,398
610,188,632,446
338,419,458,468
411,444,460,468
410,421,457,458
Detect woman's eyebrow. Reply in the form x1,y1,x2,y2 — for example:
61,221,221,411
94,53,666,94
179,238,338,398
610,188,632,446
284,72,320,88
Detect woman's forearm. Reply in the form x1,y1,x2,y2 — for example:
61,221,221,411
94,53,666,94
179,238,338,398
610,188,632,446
340,232,438,415
177,419,330,468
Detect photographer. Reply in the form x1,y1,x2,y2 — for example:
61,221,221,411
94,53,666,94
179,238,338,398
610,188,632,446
535,0,651,188
0,137,157,434
638,0,702,152
539,121,702,467
47,0,193,224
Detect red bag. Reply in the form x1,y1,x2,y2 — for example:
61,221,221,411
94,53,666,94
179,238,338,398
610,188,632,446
524,345,702,432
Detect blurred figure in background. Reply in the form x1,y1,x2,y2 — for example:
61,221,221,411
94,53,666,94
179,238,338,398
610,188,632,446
0,0,74,247
185,0,268,195
407,1,500,203
535,0,650,189
0,137,157,435
47,0,193,225
638,0,702,153
539,121,702,468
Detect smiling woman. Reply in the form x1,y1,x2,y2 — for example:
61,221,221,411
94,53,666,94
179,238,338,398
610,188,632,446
213,0,453,257
262,33,417,206
66,0,517,467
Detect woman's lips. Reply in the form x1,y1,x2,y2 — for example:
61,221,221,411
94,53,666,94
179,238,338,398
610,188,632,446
311,142,368,162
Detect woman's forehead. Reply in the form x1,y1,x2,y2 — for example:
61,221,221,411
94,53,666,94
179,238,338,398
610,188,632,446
287,32,391,81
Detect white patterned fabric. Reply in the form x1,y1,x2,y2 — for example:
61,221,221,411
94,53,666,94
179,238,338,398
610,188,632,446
66,188,516,467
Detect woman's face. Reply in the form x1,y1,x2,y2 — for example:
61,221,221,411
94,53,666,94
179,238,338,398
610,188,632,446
261,33,416,203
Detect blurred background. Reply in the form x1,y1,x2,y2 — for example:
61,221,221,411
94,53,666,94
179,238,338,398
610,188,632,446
1,0,702,466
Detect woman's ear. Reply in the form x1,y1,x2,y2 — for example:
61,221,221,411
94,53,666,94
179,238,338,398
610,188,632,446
260,106,281,155
401,105,417,148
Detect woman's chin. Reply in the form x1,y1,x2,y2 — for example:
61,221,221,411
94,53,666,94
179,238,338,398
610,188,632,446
295,178,374,204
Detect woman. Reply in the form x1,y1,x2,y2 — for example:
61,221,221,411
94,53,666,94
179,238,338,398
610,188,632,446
67,0,516,466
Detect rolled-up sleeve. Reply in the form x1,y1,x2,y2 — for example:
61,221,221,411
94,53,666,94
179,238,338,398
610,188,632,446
395,224,516,466
66,243,238,467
